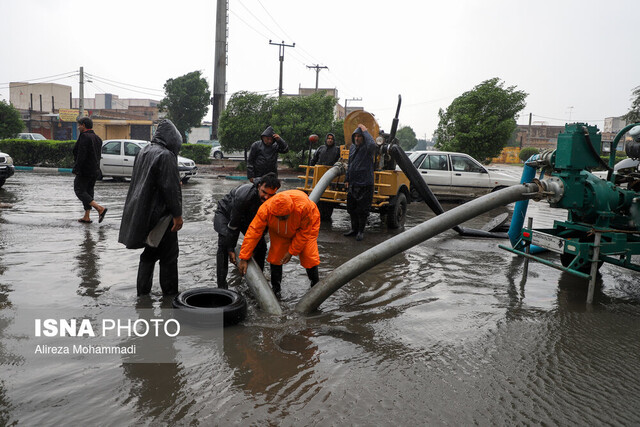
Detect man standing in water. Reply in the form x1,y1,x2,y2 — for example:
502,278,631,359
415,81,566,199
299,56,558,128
213,173,281,289
118,119,184,297
344,124,376,241
73,117,107,224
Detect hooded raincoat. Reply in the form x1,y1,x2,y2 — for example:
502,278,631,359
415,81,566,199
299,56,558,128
310,133,340,166
247,126,289,179
239,190,320,268
345,127,376,186
118,120,183,249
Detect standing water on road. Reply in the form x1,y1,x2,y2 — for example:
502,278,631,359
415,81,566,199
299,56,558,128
0,170,639,425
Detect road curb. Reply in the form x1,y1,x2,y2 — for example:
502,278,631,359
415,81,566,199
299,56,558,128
13,166,302,183
15,166,73,173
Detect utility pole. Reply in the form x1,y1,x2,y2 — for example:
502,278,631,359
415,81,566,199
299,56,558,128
211,0,228,140
79,66,84,119
344,97,362,117
306,64,328,91
269,40,295,97
527,112,532,147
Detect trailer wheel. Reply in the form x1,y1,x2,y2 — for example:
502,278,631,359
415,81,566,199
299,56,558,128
386,192,407,229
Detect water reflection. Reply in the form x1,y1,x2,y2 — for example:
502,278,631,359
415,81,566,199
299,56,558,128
76,227,106,298
121,301,189,421
224,325,319,400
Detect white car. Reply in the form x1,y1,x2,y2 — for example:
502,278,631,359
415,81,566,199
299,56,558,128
0,150,15,188
17,132,46,140
100,139,197,183
406,150,520,199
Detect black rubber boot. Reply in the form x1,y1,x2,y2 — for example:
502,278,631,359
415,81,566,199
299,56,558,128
356,215,367,241
216,251,228,289
306,266,319,287
136,261,155,296
343,216,358,237
270,263,283,299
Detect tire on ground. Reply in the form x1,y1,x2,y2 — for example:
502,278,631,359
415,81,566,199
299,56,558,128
172,287,247,327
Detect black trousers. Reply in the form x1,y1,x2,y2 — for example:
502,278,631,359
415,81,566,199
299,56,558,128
347,184,373,232
74,174,97,211
137,223,179,296
216,234,267,289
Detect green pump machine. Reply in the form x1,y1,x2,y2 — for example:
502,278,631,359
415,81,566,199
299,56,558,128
500,123,640,302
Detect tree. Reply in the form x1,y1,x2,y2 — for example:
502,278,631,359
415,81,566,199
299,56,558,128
270,91,336,166
435,77,527,161
0,100,24,139
218,91,337,167
414,139,428,150
396,125,417,151
623,85,640,123
159,71,211,142
218,91,276,157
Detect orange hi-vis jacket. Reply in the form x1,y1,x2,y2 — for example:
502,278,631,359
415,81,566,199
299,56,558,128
239,190,320,268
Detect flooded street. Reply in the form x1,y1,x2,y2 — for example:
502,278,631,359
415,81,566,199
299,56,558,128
1,170,639,425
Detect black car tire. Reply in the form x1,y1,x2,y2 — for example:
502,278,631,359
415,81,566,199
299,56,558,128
173,287,247,327
97,169,103,181
0,178,5,188
386,192,407,229
181,177,190,184
214,151,223,159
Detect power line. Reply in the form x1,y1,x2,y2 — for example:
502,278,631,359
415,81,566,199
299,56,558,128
84,72,163,93
256,0,295,44
0,75,78,90
0,70,77,86
86,75,163,98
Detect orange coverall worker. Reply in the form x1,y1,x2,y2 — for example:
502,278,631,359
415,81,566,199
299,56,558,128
238,190,320,296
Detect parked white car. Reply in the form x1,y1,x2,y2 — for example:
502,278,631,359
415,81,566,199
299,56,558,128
99,139,197,183
0,150,15,188
406,150,520,199
17,133,46,140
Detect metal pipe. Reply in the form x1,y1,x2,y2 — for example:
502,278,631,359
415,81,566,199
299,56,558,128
309,162,346,203
296,183,540,314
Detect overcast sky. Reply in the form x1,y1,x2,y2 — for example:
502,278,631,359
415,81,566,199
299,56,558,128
1,0,638,139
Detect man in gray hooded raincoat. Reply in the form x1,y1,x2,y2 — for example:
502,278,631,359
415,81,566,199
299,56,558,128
118,119,184,296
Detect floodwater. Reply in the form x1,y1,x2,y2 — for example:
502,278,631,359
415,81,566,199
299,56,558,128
0,169,639,425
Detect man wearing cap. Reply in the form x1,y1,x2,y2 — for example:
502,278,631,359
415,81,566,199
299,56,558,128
310,133,340,166
237,190,320,298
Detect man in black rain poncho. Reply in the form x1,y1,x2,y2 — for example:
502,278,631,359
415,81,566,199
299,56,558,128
118,119,184,296
344,124,376,241
310,133,340,166
247,126,289,182
213,173,281,289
